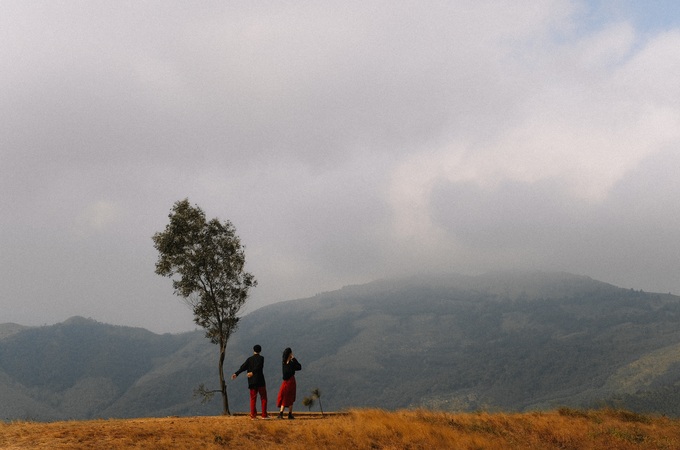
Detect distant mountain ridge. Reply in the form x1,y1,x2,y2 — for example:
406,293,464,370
0,317,213,420
0,323,28,340
3,271,680,420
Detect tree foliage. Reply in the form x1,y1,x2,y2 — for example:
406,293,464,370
152,199,256,415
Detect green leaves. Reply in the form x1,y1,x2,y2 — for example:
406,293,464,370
152,199,257,328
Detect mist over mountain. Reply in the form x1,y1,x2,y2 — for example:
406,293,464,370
3,271,680,421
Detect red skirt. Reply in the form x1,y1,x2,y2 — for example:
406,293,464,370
276,376,297,407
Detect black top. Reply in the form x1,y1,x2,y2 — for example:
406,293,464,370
235,353,266,388
282,357,301,381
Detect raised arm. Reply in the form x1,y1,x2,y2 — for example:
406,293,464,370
291,357,301,371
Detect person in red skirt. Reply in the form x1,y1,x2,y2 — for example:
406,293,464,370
276,347,302,419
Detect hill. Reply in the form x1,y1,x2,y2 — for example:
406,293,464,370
3,271,680,420
0,317,214,420
228,271,680,414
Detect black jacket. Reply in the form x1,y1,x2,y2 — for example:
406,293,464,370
235,353,266,388
282,357,301,381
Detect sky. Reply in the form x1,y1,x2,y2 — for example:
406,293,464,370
2,1,680,333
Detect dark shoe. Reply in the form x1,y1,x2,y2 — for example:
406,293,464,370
288,413,295,420
277,412,284,419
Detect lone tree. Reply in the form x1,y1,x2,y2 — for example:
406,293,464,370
152,199,256,415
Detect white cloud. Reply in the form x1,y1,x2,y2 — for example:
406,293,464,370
2,1,680,331
72,201,123,237
387,17,680,263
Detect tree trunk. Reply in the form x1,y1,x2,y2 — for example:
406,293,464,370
218,341,230,415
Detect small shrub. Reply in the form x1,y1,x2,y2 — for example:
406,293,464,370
302,396,314,411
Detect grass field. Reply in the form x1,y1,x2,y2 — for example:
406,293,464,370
2,408,680,449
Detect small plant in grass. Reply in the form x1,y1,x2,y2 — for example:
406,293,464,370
302,396,315,411
302,388,324,415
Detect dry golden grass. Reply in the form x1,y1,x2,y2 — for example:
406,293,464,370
1,408,680,449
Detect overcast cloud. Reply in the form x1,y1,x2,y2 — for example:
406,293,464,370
2,1,680,332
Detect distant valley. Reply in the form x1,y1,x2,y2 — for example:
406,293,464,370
3,271,680,420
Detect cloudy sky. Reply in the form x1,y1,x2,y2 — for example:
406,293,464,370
2,1,680,333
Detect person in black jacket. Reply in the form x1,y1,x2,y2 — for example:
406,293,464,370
232,344,268,419
276,347,301,419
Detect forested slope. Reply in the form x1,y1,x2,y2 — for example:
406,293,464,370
3,272,680,420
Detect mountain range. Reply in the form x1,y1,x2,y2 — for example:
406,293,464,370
3,271,680,421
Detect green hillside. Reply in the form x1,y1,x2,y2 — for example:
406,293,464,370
3,271,680,420
0,317,213,420
227,271,680,414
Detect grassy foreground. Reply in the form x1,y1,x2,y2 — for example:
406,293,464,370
2,408,680,449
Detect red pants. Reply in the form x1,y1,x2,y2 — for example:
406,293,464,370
249,386,268,418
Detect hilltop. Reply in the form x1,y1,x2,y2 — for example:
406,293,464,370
2,408,680,449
